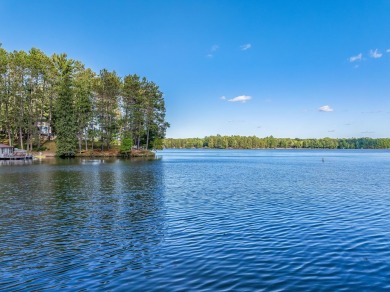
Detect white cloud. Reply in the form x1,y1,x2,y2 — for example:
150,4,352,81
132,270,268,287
206,44,219,58
228,95,252,103
349,53,362,62
240,43,251,51
220,96,226,100
319,105,334,112
211,45,219,52
370,49,382,58
387,49,390,53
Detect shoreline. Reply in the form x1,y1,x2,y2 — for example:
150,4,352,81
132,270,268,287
162,147,390,150
31,149,156,159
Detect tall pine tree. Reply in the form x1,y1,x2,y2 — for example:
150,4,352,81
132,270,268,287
52,54,78,157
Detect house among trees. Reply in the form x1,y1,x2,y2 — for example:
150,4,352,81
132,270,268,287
0,47,169,157
36,121,52,136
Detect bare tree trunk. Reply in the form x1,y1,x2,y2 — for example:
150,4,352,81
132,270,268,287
8,128,12,146
38,105,44,149
146,127,150,150
48,92,52,141
79,134,82,154
85,130,88,151
5,101,12,146
19,127,23,149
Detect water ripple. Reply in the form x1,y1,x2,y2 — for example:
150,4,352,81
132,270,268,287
1,150,390,290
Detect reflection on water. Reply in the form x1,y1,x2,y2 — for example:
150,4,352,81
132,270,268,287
0,158,165,290
0,159,33,166
1,150,390,290
81,158,106,164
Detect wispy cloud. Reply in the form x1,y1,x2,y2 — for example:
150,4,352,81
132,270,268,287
220,96,226,100
228,95,252,103
319,105,334,112
240,43,251,51
206,44,219,58
349,53,362,62
387,49,390,53
370,49,382,58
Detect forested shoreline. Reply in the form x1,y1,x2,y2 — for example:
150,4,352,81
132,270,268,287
0,46,169,157
164,135,390,149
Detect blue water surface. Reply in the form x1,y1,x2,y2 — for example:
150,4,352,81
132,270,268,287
1,149,390,291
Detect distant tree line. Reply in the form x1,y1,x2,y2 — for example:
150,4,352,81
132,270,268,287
164,135,390,149
0,46,169,156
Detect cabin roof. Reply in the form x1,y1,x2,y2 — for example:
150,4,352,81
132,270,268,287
0,144,13,148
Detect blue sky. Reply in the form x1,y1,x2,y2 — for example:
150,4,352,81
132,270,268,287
1,0,389,138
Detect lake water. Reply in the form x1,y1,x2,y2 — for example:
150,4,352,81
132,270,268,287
1,149,390,291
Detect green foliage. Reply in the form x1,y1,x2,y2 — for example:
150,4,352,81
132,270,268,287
164,136,390,150
121,74,169,150
0,46,169,154
94,69,121,150
74,62,94,152
120,132,133,153
53,54,78,157
151,138,164,150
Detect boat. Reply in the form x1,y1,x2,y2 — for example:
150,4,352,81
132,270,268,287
0,144,33,160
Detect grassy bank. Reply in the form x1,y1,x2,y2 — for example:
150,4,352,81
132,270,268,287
76,149,155,158
30,141,155,158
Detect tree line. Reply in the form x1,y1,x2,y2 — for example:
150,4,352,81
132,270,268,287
164,135,390,149
0,46,169,156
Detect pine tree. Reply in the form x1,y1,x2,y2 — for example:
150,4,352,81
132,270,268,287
94,69,121,150
52,54,78,157
73,61,94,153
